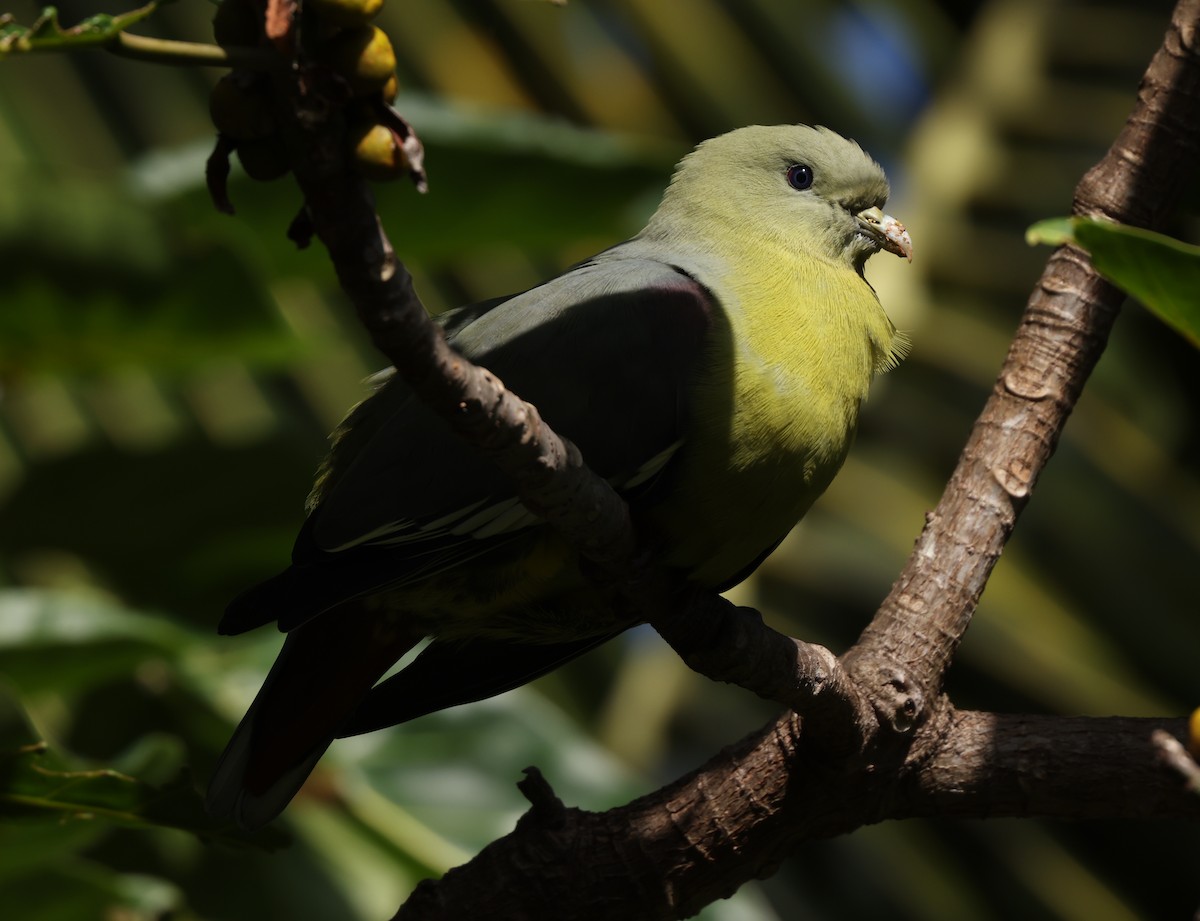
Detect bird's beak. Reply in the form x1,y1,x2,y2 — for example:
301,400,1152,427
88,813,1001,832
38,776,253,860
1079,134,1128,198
856,206,913,262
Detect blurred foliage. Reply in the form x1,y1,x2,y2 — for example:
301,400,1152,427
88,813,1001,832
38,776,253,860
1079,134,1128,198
0,0,1198,919
0,168,302,377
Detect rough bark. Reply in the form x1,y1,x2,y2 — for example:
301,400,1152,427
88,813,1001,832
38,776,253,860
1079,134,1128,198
390,714,1198,921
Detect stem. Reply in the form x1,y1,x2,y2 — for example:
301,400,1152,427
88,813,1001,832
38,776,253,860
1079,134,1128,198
105,32,278,70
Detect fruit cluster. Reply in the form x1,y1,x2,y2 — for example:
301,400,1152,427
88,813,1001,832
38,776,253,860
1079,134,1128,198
208,0,409,182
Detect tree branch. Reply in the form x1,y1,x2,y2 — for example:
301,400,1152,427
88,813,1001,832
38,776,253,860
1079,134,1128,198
843,0,1200,722
650,591,874,757
907,713,1200,821
392,712,1199,921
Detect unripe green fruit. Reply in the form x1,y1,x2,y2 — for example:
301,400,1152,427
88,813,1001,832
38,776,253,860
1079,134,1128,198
209,74,275,140
237,136,290,181
308,0,384,28
319,26,397,96
213,0,262,47
349,121,409,181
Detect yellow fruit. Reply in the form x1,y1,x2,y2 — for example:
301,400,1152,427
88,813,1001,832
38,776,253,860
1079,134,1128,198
349,121,409,181
381,73,399,103
213,0,262,47
1189,707,1200,756
319,26,397,96
308,0,384,28
209,73,275,141
237,136,290,181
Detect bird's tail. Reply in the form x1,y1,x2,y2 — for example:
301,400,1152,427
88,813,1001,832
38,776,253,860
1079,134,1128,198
206,601,421,830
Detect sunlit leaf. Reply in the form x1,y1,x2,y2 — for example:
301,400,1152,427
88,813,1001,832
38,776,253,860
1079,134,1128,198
1027,216,1200,348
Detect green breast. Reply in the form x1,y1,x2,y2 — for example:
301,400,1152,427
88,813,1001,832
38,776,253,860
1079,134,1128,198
649,257,892,587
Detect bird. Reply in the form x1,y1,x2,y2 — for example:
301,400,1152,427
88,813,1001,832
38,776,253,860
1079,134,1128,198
206,124,913,830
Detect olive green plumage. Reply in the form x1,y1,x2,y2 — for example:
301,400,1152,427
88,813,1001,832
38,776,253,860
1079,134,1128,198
207,124,913,829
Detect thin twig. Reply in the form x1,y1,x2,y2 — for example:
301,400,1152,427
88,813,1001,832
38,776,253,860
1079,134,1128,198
106,32,278,70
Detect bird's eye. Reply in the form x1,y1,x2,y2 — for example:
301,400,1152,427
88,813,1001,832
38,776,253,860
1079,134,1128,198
786,164,814,191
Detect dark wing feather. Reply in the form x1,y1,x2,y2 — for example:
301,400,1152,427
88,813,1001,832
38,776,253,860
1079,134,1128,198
206,600,422,829
220,256,713,635
336,630,625,737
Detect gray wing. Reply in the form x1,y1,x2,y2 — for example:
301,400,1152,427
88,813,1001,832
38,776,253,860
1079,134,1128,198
220,255,714,634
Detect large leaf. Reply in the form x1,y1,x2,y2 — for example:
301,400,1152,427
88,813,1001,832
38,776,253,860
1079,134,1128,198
1027,217,1200,348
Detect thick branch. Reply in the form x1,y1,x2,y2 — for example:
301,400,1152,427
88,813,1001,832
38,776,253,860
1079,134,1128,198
844,0,1200,714
392,711,1199,921
651,591,874,756
906,712,1200,821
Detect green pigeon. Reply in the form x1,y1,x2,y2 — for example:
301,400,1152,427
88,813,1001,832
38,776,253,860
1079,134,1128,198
207,124,913,829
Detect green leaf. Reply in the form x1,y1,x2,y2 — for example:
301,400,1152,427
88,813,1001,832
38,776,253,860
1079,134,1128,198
0,739,287,848
0,2,165,56
1027,216,1200,348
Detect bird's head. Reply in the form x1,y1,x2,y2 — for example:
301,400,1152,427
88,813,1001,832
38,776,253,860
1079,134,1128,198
649,124,912,272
